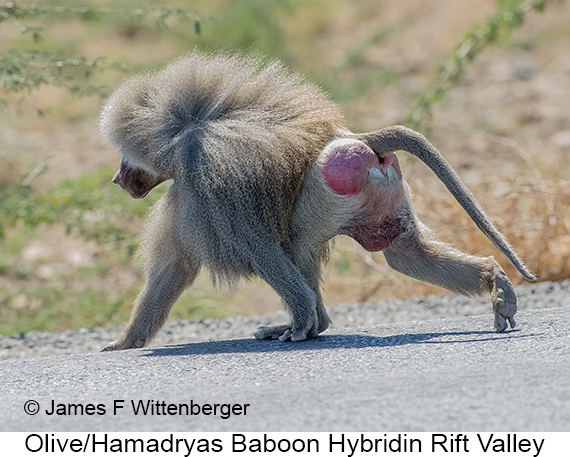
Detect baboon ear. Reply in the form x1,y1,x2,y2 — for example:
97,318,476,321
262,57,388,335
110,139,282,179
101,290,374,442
112,158,167,199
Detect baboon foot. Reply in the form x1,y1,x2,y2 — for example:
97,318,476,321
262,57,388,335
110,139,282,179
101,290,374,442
101,335,146,351
492,261,517,332
254,323,318,342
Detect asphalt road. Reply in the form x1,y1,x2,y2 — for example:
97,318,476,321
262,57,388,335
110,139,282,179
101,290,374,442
1,306,568,432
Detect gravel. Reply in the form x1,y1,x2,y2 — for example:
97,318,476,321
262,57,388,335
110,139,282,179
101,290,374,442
1,280,569,361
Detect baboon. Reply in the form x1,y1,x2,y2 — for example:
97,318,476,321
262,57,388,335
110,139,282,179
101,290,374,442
100,52,534,350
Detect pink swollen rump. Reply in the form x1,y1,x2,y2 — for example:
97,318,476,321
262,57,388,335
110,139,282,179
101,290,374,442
320,141,408,251
321,142,380,195
321,142,401,195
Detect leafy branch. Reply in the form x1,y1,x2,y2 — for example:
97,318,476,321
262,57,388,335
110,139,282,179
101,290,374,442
0,2,209,32
408,0,550,130
0,3,209,104
0,49,128,103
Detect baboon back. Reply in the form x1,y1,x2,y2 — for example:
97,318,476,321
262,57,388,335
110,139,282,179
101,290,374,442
101,52,345,279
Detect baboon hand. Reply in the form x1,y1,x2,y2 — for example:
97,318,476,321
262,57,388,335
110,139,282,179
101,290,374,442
254,310,321,342
492,261,517,332
101,336,146,351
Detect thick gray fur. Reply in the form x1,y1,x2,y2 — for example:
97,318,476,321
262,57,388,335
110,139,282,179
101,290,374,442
100,52,532,350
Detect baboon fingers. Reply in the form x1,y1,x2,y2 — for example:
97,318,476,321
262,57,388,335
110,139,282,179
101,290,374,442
101,336,146,351
278,328,312,342
279,329,295,342
254,323,313,342
254,324,292,340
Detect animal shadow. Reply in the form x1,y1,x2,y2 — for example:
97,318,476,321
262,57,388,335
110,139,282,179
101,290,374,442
142,328,529,357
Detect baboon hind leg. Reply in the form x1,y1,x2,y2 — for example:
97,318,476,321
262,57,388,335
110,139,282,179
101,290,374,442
383,228,517,332
290,246,331,335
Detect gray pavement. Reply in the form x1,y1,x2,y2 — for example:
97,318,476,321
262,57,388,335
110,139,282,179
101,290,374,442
1,306,568,432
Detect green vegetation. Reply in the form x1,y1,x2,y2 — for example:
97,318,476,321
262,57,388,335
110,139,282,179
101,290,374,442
0,2,209,104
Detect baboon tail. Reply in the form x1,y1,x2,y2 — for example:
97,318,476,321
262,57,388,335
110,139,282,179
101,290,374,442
352,125,536,281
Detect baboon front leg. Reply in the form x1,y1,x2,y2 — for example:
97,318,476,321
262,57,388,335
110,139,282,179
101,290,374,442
252,248,319,342
383,229,517,332
102,259,200,351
